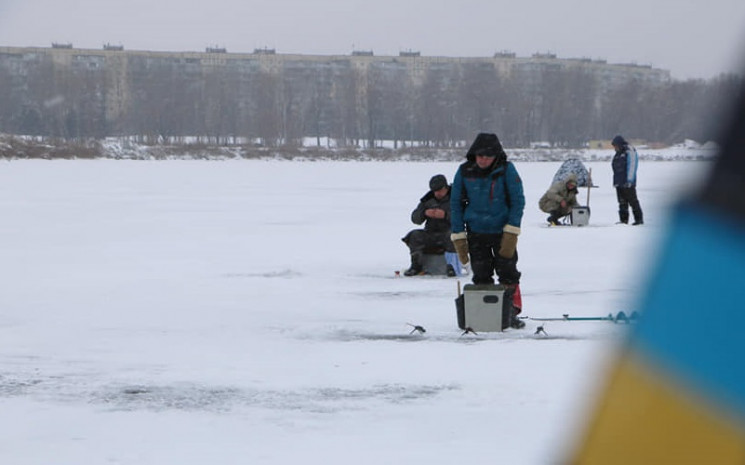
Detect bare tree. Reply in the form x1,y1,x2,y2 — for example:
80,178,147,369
327,68,358,147
541,67,597,147
252,71,281,147
456,62,500,141
417,65,460,146
203,65,241,145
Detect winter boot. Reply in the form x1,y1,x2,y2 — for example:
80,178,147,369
617,210,629,224
510,311,526,329
502,284,525,329
403,253,424,276
446,264,456,277
632,210,644,225
509,286,525,329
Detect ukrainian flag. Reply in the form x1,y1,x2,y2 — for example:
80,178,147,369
569,87,745,464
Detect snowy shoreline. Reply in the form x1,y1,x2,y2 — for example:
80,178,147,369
1,133,719,161
0,141,719,162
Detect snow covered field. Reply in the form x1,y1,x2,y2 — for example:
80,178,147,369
0,158,708,464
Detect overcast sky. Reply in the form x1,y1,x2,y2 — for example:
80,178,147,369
1,0,744,80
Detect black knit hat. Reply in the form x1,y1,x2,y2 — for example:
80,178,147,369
611,135,627,147
429,174,448,191
466,133,506,163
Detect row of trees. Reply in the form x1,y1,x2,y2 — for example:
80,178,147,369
0,53,741,147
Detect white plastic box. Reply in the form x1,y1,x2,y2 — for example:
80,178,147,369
458,284,508,332
571,206,590,226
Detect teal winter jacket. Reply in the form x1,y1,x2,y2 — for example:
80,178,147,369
450,160,525,235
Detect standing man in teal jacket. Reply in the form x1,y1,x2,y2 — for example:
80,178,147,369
450,133,526,328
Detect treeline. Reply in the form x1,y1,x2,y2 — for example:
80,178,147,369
0,53,741,147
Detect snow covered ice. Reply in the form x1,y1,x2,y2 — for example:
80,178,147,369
0,158,706,464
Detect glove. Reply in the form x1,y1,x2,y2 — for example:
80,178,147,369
499,225,520,259
450,231,469,265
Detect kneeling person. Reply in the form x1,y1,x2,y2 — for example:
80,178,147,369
401,174,455,276
539,173,580,225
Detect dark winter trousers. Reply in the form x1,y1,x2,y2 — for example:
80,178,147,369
467,232,521,285
402,229,454,264
615,186,643,223
548,206,572,223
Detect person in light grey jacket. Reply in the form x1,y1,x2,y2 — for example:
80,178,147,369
538,173,580,225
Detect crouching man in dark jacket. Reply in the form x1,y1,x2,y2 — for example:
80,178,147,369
450,133,526,328
401,174,456,276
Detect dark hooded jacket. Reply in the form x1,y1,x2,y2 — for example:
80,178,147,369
411,186,452,234
450,133,525,235
611,136,640,187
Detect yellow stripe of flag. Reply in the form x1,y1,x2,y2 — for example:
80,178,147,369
572,351,745,465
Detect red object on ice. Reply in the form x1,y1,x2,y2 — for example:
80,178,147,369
512,284,522,314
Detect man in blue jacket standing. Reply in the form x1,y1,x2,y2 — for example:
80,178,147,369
611,135,644,225
450,133,526,328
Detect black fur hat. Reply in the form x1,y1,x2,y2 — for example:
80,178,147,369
466,133,506,163
429,174,448,191
611,135,628,147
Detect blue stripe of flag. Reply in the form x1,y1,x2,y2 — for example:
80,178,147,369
634,205,745,419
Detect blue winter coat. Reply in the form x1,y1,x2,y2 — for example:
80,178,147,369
612,144,639,187
450,160,525,234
